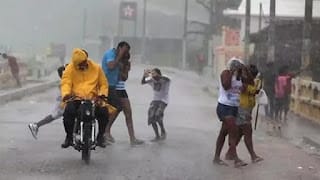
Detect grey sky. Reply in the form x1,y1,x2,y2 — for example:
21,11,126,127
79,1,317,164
0,0,212,53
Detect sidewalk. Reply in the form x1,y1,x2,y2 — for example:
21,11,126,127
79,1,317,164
0,73,59,105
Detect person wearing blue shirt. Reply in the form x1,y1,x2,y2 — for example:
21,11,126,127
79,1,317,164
101,41,144,145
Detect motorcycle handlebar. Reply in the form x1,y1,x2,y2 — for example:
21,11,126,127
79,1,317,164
63,95,108,104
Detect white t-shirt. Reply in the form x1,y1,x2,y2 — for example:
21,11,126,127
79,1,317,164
145,76,171,104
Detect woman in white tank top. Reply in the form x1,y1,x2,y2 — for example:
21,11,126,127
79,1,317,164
213,59,248,167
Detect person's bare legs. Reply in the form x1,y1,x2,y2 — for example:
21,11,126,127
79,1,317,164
105,111,120,143
213,120,229,165
158,120,166,140
151,123,160,141
120,98,144,145
224,117,247,167
13,73,21,87
225,127,243,160
242,124,263,163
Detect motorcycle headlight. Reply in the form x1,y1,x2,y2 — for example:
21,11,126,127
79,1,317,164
85,110,91,116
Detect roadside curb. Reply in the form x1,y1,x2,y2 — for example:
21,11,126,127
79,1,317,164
0,80,59,105
303,136,320,150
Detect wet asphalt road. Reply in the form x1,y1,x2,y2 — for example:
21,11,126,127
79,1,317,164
0,65,319,180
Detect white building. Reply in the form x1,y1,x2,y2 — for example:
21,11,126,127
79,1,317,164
224,0,320,41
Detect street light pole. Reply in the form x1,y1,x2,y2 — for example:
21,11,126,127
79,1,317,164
182,0,188,69
301,0,313,76
267,0,275,63
142,0,147,63
244,0,251,63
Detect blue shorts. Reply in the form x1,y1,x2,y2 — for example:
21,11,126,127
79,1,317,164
216,103,238,121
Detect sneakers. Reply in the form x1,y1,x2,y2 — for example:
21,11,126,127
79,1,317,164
28,123,39,139
105,135,115,143
61,137,73,148
131,138,144,145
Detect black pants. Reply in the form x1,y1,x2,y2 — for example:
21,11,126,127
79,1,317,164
63,101,109,139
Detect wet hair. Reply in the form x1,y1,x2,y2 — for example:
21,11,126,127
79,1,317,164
57,64,68,78
152,68,162,76
229,60,242,71
248,64,259,77
278,65,288,75
117,41,131,50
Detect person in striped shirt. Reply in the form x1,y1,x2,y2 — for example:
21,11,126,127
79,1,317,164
102,42,144,145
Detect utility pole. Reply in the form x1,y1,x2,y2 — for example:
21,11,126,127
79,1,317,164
257,3,263,68
244,0,251,63
142,0,147,63
301,0,313,75
207,0,214,67
267,0,275,63
182,0,188,69
259,3,263,31
117,1,122,37
142,0,146,38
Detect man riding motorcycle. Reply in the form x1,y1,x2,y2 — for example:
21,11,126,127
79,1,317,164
61,48,109,148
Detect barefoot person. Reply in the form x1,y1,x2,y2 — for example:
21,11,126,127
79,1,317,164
142,68,170,141
102,41,143,145
213,58,247,167
225,64,263,163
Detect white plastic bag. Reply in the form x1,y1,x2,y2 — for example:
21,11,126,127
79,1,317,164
256,89,269,105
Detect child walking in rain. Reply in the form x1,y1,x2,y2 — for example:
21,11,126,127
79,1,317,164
141,68,170,141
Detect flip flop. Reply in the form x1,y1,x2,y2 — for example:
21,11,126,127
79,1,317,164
252,157,264,163
213,159,229,166
234,160,248,168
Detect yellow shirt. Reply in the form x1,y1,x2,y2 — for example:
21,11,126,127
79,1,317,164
239,79,261,109
240,85,257,109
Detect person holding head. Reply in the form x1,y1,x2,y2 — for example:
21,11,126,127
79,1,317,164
102,42,144,145
213,58,247,167
142,68,170,141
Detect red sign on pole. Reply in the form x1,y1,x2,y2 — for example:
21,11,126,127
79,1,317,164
120,2,137,21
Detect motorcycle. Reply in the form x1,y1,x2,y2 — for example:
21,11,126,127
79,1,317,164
72,99,97,164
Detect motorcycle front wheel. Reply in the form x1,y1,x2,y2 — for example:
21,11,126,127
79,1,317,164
82,123,91,164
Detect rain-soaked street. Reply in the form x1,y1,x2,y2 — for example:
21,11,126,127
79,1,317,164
0,65,319,180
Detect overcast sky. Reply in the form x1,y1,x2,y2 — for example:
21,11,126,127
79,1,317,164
0,0,216,51
6,0,309,53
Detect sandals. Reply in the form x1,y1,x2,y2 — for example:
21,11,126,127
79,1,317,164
252,156,264,163
130,138,144,145
213,159,229,166
234,160,248,168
